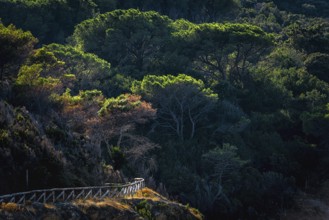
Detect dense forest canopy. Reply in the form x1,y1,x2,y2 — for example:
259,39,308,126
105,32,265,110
1,0,329,219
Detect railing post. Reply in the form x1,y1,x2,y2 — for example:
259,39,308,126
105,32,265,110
0,177,145,204
17,195,25,205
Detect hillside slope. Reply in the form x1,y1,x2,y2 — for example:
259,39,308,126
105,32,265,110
0,188,203,220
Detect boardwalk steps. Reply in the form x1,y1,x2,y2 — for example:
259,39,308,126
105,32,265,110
0,178,144,205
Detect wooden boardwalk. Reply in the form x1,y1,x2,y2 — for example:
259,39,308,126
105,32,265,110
0,178,144,205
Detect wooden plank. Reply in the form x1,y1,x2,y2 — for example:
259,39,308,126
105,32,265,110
9,197,15,203
93,189,101,199
17,195,25,204
28,193,36,202
84,190,92,200
100,190,110,199
76,190,85,199
36,193,46,203
75,189,85,199
109,188,118,198
65,191,74,202
45,191,54,203
56,191,64,201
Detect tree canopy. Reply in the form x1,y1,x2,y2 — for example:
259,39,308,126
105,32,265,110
0,23,37,80
132,74,218,140
72,9,172,78
1,3,329,220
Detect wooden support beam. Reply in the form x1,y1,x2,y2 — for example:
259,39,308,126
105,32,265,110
17,195,25,204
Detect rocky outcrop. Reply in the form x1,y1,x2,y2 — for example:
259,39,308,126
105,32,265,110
0,188,203,220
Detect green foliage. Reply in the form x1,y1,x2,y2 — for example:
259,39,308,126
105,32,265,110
36,44,116,95
51,88,81,105
116,0,239,22
174,22,274,86
110,146,125,170
0,101,75,193
132,74,217,100
79,89,103,101
239,2,284,33
305,52,329,83
132,74,217,140
93,0,116,13
14,62,63,112
135,199,153,220
301,110,329,147
71,9,274,83
285,18,329,54
1,2,329,220
4,39,129,102
183,144,248,214
0,129,10,144
0,0,96,44
99,94,142,116
202,144,247,174
0,22,37,79
72,9,173,78
16,64,42,86
266,46,304,69
273,0,329,18
51,88,104,106
270,68,329,108
16,64,61,88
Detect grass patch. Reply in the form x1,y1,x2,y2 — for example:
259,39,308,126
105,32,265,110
44,203,56,209
74,198,133,211
0,203,20,212
188,207,204,220
132,188,166,201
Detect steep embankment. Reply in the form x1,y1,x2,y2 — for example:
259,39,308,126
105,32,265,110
0,188,203,220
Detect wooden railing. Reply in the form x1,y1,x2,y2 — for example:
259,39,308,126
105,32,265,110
0,178,144,205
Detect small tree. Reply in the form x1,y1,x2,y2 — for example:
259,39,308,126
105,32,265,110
195,143,247,211
90,94,158,177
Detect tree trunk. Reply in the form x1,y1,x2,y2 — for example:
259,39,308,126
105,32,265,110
189,107,195,140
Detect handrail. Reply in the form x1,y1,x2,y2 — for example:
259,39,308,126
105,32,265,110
0,178,144,205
